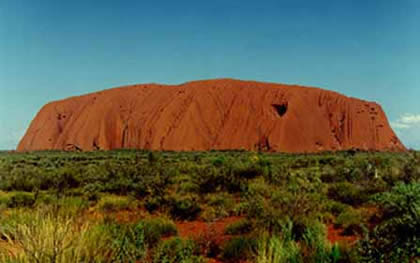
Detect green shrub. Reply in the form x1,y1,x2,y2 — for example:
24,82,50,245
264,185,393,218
334,242,361,263
169,194,201,220
178,181,200,194
98,195,133,212
328,182,366,206
236,190,287,235
35,192,56,205
241,193,266,219
335,208,366,236
54,167,82,190
148,151,161,163
145,195,164,213
225,219,253,235
320,165,338,183
348,167,365,182
203,192,235,220
142,217,178,245
153,237,205,263
222,236,257,261
101,222,148,262
56,196,89,216
358,183,420,262
200,206,221,222
2,167,43,192
326,200,349,216
82,183,101,202
247,177,272,197
193,166,225,193
7,192,35,208
212,156,227,167
0,193,10,208
233,162,264,180
402,160,420,183
206,192,235,208
269,185,324,233
194,161,262,194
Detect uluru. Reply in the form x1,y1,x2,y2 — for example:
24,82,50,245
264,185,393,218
17,79,405,153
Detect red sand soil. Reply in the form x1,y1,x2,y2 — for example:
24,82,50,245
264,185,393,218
17,78,405,153
172,216,244,263
327,224,358,244
177,217,355,263
176,216,240,244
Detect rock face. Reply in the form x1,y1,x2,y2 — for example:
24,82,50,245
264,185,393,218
17,79,405,153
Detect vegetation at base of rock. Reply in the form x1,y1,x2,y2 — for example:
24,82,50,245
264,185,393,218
0,149,418,262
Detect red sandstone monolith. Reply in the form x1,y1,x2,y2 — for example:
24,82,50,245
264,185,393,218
17,79,405,153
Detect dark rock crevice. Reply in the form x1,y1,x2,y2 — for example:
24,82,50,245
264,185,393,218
272,103,288,117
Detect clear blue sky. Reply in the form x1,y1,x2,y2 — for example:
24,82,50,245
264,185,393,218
1,0,419,150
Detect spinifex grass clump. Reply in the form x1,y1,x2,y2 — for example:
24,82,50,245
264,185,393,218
256,222,341,263
0,207,116,263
